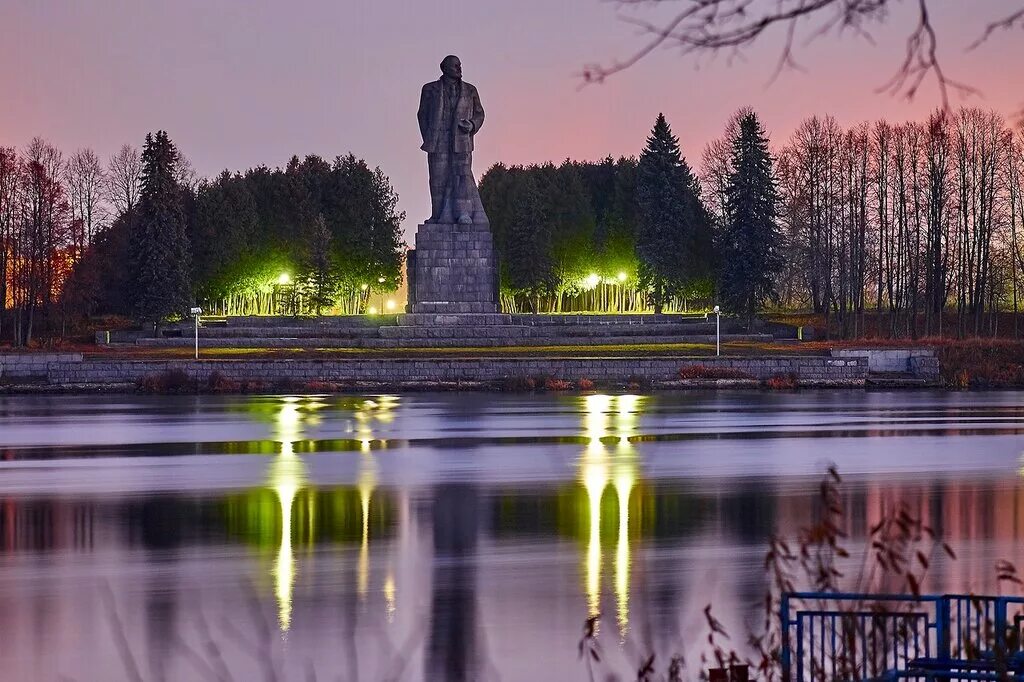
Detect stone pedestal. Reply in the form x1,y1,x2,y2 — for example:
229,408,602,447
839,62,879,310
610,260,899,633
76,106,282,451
407,222,498,315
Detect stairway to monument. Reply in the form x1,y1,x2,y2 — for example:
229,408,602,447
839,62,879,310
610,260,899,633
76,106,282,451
133,312,772,349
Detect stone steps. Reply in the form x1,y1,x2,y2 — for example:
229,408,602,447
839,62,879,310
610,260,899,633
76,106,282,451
529,323,718,337
183,315,398,329
137,332,773,349
379,325,533,340
174,326,384,339
398,313,512,326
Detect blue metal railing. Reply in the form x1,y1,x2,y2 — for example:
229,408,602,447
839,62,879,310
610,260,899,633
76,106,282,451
781,592,1024,681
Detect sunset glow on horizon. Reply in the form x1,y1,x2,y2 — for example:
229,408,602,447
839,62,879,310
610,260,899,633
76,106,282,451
2,0,1021,239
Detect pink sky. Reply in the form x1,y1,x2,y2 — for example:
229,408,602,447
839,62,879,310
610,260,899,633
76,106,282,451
1,0,1021,241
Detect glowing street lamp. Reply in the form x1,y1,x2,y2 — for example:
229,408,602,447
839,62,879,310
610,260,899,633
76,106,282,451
277,273,291,285
617,272,627,282
585,273,600,290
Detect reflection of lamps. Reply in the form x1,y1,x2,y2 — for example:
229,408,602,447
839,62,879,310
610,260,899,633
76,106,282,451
614,461,635,635
579,394,643,634
268,397,310,633
583,450,607,618
357,454,378,599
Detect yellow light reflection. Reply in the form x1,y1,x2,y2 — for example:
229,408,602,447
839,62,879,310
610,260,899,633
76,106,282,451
270,459,305,626
357,453,378,599
384,572,397,622
579,394,643,636
268,396,317,633
614,458,635,636
353,395,399,451
583,449,608,617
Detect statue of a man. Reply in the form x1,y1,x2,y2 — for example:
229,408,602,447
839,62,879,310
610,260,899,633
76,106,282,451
418,55,487,225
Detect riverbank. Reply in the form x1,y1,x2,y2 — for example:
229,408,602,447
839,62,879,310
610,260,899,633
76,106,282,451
0,348,942,393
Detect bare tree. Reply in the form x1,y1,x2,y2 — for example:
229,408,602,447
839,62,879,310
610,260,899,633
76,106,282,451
14,138,72,345
699,106,751,229
0,146,20,341
66,148,107,257
106,143,142,217
583,0,1024,111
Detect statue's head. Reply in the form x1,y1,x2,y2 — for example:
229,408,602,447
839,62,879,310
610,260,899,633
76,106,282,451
440,55,462,80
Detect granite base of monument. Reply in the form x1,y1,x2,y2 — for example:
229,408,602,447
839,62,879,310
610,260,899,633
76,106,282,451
406,221,500,321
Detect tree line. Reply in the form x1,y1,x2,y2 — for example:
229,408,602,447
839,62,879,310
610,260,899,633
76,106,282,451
771,108,1024,338
482,107,1024,337
5,106,1022,343
480,111,779,321
0,132,405,344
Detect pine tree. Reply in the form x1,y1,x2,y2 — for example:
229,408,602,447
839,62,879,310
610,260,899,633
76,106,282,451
303,214,339,315
506,172,554,313
719,112,784,328
128,131,191,327
636,113,707,313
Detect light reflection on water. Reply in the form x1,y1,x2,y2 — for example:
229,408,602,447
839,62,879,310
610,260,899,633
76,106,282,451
0,391,1023,680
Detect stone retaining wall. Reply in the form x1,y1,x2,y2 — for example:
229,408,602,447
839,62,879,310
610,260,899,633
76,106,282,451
22,355,868,387
0,353,84,381
1,351,944,391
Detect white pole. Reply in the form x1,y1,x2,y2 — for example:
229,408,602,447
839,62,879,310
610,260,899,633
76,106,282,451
714,305,721,356
195,313,199,360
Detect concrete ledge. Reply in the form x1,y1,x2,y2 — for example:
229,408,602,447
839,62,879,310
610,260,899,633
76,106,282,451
832,348,940,381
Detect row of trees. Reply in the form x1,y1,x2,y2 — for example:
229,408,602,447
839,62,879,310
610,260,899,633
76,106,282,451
0,141,144,344
482,107,1024,337
769,109,1024,338
480,111,779,320
1,132,405,343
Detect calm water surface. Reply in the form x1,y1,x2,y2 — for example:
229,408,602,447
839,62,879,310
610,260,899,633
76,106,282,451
1,390,1023,681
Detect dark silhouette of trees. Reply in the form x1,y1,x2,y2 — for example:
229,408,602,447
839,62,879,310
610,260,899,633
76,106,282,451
304,214,339,315
128,131,192,328
719,112,784,328
505,172,554,313
636,113,710,313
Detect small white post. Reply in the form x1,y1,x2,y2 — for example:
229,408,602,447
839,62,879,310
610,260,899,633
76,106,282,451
714,305,721,356
190,307,203,360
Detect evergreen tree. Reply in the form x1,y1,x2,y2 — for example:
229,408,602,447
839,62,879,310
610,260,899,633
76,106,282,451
128,131,192,327
303,214,339,314
636,113,707,313
506,172,554,313
719,112,784,327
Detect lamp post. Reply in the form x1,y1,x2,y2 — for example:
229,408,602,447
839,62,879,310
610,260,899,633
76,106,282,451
377,276,386,313
190,306,203,360
713,305,721,356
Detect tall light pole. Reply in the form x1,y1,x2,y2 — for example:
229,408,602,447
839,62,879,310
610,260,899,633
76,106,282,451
190,306,203,360
713,305,721,356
